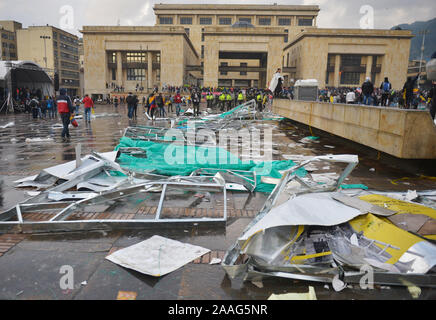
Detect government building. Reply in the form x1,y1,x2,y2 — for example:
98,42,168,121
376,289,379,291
81,3,413,99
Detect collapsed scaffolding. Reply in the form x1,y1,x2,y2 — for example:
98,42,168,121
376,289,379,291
1,99,436,288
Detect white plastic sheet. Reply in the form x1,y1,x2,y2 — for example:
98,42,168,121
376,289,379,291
106,235,210,277
14,151,118,183
239,192,363,241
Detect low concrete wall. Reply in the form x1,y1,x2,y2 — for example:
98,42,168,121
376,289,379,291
273,99,436,159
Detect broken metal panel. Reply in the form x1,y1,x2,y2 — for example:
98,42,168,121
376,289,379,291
222,153,436,288
191,168,257,192
331,193,397,217
38,180,227,226
47,191,98,201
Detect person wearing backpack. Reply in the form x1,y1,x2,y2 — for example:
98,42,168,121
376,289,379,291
380,77,392,106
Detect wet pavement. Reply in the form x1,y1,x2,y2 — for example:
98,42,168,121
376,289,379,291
0,102,435,300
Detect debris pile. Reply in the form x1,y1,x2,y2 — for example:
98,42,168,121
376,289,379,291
222,155,436,289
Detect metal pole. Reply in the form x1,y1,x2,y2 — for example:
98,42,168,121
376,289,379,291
40,35,51,68
418,30,428,89
140,44,143,92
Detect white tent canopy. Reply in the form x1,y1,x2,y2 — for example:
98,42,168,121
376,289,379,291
0,60,54,98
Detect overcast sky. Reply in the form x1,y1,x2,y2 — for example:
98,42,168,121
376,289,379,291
0,0,435,37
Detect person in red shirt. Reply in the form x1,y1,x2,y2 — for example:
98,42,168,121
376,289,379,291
174,91,182,116
82,94,94,123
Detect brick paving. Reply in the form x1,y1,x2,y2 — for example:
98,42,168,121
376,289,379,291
0,233,27,257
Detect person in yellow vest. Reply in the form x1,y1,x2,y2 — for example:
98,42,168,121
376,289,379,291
256,91,263,112
219,91,226,112
262,93,268,111
207,92,214,109
237,91,244,105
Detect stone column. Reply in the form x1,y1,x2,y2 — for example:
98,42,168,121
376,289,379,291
116,51,123,87
147,51,153,91
365,55,373,80
203,41,219,88
333,54,341,87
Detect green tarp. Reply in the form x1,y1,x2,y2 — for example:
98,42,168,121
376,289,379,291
115,136,307,193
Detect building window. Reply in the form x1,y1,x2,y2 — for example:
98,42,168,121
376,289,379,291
60,51,78,61
126,52,146,63
278,18,291,26
240,62,247,75
61,60,78,69
298,18,313,26
110,52,116,63
220,62,228,75
53,31,58,38
200,17,212,25
127,68,145,81
201,28,205,41
180,17,192,25
184,28,190,37
284,29,288,43
159,17,173,25
341,72,360,85
239,18,251,24
258,18,271,26
219,17,232,25
341,55,362,66
201,45,204,59
112,68,116,81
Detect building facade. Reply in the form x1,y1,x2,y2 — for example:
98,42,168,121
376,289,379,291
17,25,80,96
283,28,413,89
81,3,413,97
154,4,319,87
81,26,198,99
0,21,22,61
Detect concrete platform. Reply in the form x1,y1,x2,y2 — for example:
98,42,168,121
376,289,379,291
273,99,436,159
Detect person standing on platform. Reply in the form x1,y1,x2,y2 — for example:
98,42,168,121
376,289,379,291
362,77,374,105
380,77,392,106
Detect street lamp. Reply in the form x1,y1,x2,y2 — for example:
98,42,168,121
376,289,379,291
40,35,51,68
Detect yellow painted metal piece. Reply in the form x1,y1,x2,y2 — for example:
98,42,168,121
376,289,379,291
349,213,424,265
359,194,436,220
290,251,332,262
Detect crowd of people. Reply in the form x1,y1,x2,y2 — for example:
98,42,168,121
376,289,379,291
110,85,282,121
319,74,434,113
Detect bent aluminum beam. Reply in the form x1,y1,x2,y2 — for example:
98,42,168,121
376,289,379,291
0,180,228,234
